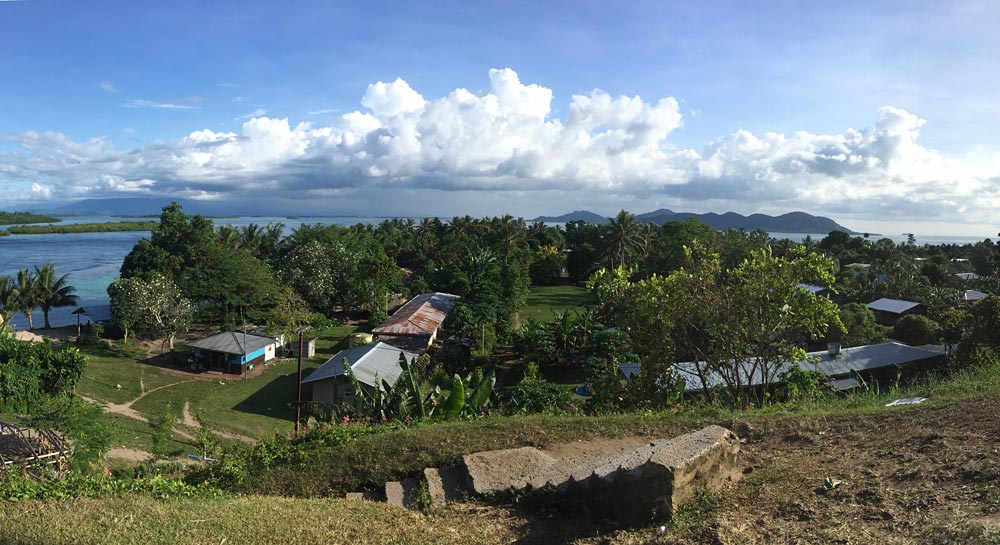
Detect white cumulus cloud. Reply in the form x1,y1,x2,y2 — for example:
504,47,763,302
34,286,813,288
0,68,997,225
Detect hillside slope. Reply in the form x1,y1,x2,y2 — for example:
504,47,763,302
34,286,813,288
3,388,999,544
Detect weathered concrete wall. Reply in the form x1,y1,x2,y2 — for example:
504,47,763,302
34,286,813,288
357,425,741,527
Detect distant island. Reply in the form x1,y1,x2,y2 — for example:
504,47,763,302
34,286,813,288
532,208,853,234
0,211,61,226
2,221,158,235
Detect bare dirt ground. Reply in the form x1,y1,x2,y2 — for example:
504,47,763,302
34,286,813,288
455,392,1000,544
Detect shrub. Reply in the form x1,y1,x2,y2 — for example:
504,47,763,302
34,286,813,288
777,365,829,403
497,378,581,415
892,314,940,346
76,323,105,346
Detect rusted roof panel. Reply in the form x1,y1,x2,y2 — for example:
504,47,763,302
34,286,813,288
373,292,459,337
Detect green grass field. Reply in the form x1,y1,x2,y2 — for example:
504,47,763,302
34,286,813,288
78,325,357,443
519,285,593,322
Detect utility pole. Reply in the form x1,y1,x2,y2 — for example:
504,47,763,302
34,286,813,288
294,331,304,434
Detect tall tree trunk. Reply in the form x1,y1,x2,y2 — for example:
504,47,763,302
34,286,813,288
23,311,34,330
43,307,51,330
123,328,129,346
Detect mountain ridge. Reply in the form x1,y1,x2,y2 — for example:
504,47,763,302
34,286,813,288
533,208,854,234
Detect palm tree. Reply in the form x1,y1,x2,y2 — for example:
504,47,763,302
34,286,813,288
494,214,526,264
34,264,79,330
0,275,14,327
217,224,241,249
13,268,39,330
602,210,646,269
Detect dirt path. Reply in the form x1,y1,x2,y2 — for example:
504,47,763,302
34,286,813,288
180,400,199,427
106,448,153,463
180,401,256,444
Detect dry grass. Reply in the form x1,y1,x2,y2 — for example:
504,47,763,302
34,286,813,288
0,495,518,545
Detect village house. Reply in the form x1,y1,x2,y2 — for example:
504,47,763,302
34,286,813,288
948,272,980,287
626,341,946,394
373,292,460,351
300,342,419,406
187,331,278,374
964,289,988,303
866,298,926,326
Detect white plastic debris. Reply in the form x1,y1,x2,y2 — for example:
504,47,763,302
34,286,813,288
885,397,927,407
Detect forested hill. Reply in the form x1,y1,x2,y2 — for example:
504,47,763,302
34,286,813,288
531,210,612,224
532,209,853,233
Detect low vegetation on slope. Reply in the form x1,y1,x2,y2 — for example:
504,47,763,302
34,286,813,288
4,375,1000,544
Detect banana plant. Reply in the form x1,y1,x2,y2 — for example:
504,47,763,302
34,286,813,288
432,369,496,418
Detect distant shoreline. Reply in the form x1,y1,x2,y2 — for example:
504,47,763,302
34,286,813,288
0,211,62,226
1,221,158,235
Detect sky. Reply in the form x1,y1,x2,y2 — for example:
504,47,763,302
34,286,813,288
1,0,999,236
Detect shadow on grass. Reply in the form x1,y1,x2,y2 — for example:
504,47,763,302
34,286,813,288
231,368,299,422
527,292,595,308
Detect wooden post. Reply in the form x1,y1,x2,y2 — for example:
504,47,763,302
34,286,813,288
295,332,304,434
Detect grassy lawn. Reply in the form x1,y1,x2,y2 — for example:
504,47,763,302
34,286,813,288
70,325,357,441
520,285,593,322
100,412,193,455
76,344,185,405
127,325,356,439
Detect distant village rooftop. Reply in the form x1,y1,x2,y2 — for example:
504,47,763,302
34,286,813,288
647,341,947,392
866,298,923,315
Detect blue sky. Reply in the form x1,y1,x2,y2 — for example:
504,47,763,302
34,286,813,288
2,0,999,235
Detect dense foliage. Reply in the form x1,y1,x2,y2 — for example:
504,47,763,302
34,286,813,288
0,328,86,412
0,211,61,226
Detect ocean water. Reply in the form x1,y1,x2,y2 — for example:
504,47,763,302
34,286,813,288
0,217,992,329
0,215,379,329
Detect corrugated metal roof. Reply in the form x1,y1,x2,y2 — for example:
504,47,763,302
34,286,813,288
867,298,922,314
301,342,419,388
964,290,988,302
187,331,275,355
796,283,828,294
673,342,945,392
618,362,641,384
373,292,459,337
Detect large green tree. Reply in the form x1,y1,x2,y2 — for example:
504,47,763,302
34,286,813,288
589,245,842,408
107,273,192,352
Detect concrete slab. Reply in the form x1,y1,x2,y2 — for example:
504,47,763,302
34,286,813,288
424,466,473,507
385,478,422,508
462,446,561,495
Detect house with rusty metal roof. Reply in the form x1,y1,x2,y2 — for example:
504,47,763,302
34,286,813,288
373,292,460,351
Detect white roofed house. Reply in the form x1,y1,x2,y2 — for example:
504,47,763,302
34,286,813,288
963,290,989,303
301,342,419,407
662,342,946,395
